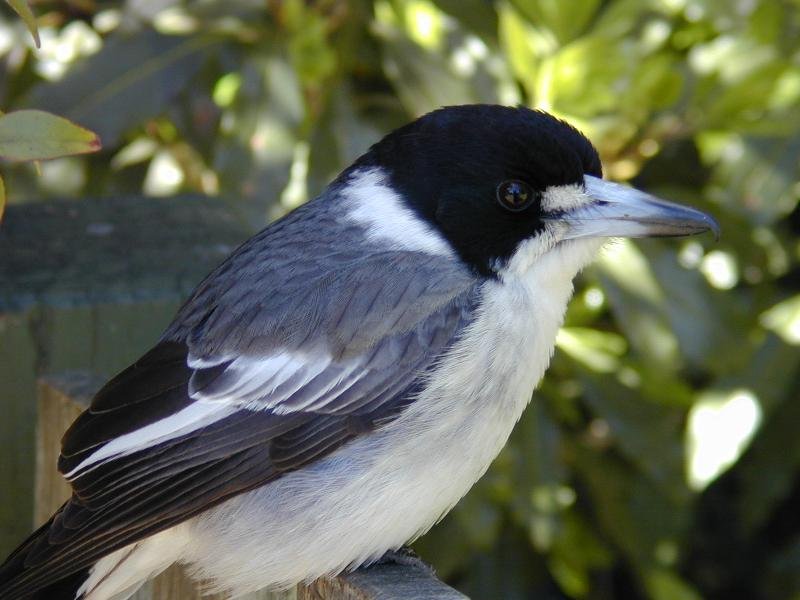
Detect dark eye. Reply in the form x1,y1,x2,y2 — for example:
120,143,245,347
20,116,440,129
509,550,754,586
496,180,536,212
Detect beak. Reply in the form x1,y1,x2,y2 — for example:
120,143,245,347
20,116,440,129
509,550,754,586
554,175,720,241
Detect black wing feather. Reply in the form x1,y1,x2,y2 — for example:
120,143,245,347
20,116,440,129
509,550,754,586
60,342,193,459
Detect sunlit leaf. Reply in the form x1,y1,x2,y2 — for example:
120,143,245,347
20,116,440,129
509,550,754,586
595,241,681,369
379,29,480,115
747,0,783,45
556,327,627,373
498,3,545,98
760,294,800,345
508,0,600,44
545,35,629,117
5,0,40,48
285,5,337,87
0,110,100,161
699,61,790,131
644,568,703,600
685,388,762,491
591,0,654,38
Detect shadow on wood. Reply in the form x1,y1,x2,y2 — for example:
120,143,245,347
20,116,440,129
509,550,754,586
35,374,467,600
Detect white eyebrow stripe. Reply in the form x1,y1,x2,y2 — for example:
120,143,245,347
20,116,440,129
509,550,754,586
342,167,454,256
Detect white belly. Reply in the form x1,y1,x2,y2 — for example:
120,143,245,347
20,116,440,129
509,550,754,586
182,244,594,596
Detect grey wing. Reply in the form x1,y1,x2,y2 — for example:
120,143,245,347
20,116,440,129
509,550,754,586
1,245,478,598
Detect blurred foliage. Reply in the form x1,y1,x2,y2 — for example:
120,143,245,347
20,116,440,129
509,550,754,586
2,0,800,598
0,3,99,221
5,0,39,47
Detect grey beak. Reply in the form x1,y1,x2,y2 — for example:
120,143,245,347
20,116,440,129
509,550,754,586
556,175,720,241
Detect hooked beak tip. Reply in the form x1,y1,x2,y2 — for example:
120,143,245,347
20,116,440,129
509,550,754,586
702,212,721,241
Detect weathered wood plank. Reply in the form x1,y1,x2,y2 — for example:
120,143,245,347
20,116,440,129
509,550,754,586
0,195,248,312
0,195,252,555
35,374,467,599
35,372,99,526
300,565,468,600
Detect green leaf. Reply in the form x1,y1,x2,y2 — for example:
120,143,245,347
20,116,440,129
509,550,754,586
595,241,682,370
378,27,481,115
725,375,800,534
5,0,40,48
0,110,100,161
24,30,217,146
641,240,743,373
431,0,499,42
573,445,689,572
644,568,703,600
764,536,800,598
549,512,614,597
708,135,800,224
577,365,687,492
761,294,800,345
509,0,601,44
306,84,398,198
556,327,627,373
0,174,5,222
545,35,629,117
707,62,790,129
498,3,547,98
286,7,337,87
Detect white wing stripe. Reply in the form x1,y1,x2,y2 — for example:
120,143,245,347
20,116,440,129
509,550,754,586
217,354,296,400
190,352,336,408
252,358,332,408
66,349,357,478
65,402,236,480
271,361,365,413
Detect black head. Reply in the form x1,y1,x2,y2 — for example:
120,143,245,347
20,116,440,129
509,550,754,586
349,104,602,275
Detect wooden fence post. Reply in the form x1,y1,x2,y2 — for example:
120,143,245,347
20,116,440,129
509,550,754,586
0,194,253,554
36,374,467,600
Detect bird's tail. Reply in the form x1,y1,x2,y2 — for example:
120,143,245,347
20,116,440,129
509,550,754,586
0,513,91,599
0,513,179,600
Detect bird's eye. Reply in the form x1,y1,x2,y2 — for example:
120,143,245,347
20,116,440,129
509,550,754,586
496,180,536,212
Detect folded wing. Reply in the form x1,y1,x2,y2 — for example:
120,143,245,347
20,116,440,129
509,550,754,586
2,243,477,596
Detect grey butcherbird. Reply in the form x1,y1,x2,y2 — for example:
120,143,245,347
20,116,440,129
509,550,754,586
0,104,718,600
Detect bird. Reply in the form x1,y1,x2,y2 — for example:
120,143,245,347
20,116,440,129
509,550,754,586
0,104,718,600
